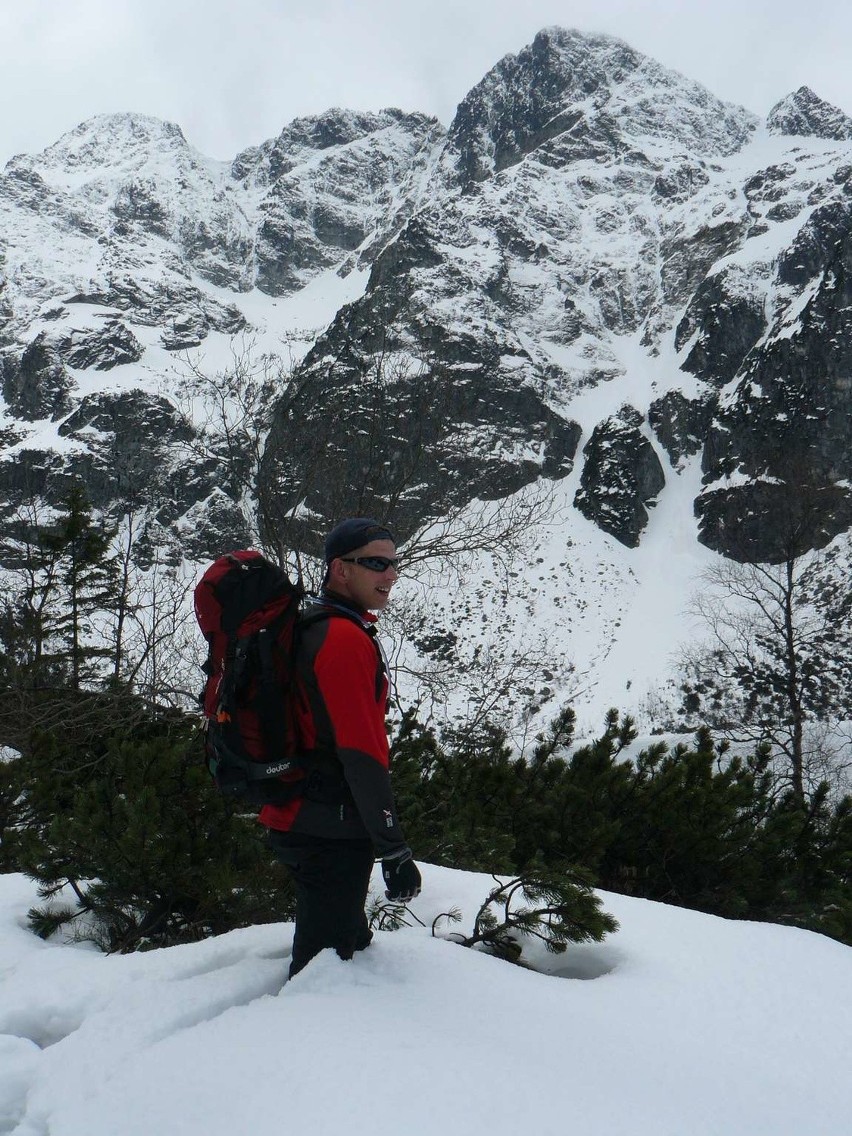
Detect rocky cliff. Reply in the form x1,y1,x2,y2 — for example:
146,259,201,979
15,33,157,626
259,29,852,563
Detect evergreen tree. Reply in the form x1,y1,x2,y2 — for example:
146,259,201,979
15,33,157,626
37,484,120,689
0,485,293,950
0,747,24,872
2,484,120,693
524,709,637,875
750,783,852,941
392,704,852,946
18,707,294,950
610,731,773,915
390,710,518,871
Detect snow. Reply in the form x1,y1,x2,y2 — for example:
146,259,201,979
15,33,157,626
0,866,849,1136
579,453,715,720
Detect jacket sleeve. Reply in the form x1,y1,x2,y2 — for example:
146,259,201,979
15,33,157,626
313,620,407,857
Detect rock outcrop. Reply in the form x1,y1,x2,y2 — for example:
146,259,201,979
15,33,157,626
767,86,852,141
574,406,665,547
1,334,74,420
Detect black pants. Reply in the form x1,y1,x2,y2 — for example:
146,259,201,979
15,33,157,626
267,831,375,978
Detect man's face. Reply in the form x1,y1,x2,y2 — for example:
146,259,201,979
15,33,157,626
330,537,399,611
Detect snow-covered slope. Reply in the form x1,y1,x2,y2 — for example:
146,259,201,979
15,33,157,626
1,867,850,1136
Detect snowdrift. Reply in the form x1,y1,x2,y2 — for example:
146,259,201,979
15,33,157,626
1,864,850,1135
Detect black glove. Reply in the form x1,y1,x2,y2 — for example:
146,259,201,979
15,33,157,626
382,847,422,902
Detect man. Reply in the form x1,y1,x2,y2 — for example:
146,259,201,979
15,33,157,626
261,517,422,978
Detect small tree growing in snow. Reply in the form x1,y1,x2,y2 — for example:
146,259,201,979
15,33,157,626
434,870,619,965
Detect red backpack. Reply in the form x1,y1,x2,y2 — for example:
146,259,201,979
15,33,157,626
194,551,307,806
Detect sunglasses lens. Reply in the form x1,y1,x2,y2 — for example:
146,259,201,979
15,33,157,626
340,555,400,571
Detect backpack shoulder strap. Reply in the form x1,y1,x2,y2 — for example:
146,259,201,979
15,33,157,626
298,601,391,704
300,597,370,631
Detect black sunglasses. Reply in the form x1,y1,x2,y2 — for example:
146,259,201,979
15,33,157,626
340,556,400,572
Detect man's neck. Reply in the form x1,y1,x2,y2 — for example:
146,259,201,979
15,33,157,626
320,589,375,621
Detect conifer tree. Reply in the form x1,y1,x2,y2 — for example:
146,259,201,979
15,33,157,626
435,870,619,964
0,747,24,872
392,704,851,946
19,710,294,950
390,710,518,870
3,484,119,692
0,484,294,950
37,484,119,689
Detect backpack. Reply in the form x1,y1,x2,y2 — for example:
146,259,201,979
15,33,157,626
194,550,307,807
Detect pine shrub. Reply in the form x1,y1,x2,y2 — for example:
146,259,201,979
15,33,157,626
392,705,851,946
16,700,293,951
436,869,619,964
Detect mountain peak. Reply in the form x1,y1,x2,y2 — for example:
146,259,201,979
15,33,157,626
448,25,756,183
766,86,852,140
271,106,437,152
231,105,443,190
4,113,191,178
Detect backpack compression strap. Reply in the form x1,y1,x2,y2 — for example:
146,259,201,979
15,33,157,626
254,615,290,760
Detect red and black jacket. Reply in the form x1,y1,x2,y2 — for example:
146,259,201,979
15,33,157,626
259,593,407,857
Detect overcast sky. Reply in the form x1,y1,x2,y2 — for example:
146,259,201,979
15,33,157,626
2,0,852,165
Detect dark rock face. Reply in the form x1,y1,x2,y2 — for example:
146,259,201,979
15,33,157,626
653,160,710,201
62,279,247,340
54,389,195,504
253,39,852,562
658,219,751,315
697,197,852,559
0,387,241,560
0,289,15,348
1,334,74,419
5,39,852,572
741,160,812,238
259,317,582,545
57,321,143,370
257,192,587,541
768,87,852,141
447,27,754,185
675,268,767,386
0,447,70,513
695,482,852,563
574,407,665,546
649,391,715,467
160,312,207,351
775,199,850,288
448,30,614,182
175,491,251,562
8,385,253,562
57,389,192,443
112,178,172,239
250,30,761,549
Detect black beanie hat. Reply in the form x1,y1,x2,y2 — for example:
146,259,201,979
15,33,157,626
324,517,395,565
